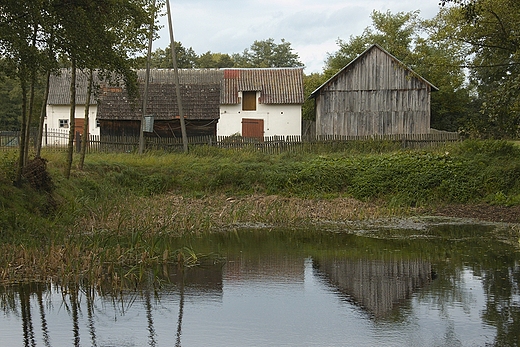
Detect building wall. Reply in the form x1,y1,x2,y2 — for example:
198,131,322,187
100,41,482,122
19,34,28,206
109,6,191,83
218,91,302,137
315,47,431,137
45,104,99,136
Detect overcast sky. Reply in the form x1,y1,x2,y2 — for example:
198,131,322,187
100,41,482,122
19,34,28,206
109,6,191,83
155,0,442,73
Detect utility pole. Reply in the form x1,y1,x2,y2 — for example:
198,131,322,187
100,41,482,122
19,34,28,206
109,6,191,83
139,0,155,155
166,0,188,153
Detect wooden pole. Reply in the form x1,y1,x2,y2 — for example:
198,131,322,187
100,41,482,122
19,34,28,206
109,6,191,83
166,0,188,153
139,0,155,154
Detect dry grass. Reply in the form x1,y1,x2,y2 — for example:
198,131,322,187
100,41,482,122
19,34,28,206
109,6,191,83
75,193,410,234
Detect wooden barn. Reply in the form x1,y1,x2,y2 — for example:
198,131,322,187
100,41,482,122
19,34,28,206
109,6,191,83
310,44,438,137
96,69,224,138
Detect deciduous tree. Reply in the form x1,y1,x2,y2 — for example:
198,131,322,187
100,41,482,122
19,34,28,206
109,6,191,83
441,0,520,138
233,38,303,68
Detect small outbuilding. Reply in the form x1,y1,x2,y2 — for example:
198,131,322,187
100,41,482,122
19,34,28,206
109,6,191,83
310,44,438,137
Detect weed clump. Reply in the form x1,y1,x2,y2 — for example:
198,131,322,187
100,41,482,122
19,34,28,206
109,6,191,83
22,156,54,192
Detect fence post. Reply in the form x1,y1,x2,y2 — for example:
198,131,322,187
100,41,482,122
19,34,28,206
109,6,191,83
75,131,81,153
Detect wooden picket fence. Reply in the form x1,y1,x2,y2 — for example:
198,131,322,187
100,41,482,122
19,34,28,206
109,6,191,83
1,129,460,154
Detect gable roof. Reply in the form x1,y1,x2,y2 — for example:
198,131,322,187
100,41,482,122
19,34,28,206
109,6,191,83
47,69,101,105
310,44,438,98
221,68,304,105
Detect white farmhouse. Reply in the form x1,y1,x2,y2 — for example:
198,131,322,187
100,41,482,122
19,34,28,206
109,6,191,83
218,68,304,138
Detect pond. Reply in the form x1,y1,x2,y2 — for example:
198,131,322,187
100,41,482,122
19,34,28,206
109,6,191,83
1,220,520,347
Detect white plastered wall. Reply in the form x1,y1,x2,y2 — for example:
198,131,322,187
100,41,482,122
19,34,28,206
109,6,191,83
45,104,99,134
217,91,302,137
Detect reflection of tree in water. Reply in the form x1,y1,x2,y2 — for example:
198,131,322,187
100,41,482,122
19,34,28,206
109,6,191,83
481,266,520,347
19,283,36,347
313,258,434,319
0,263,222,347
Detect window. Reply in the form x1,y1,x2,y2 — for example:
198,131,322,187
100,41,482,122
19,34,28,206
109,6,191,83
96,118,100,128
59,119,69,128
242,91,257,111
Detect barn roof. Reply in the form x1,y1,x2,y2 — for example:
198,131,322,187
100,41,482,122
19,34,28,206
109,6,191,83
221,68,304,104
97,69,223,121
310,44,438,98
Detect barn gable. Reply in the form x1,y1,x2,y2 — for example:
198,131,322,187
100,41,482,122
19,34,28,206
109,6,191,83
311,44,437,136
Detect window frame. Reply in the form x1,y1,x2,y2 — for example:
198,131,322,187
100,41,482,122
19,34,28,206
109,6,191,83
242,91,257,111
59,119,69,128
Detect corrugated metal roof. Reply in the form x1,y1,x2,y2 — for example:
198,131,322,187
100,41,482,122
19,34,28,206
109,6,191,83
221,68,304,105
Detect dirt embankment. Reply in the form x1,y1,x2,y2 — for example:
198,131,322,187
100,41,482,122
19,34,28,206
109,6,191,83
429,204,520,224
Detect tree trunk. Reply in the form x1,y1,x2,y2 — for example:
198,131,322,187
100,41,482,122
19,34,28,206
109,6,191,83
79,68,93,170
24,69,36,164
36,70,51,157
14,72,28,187
65,61,77,179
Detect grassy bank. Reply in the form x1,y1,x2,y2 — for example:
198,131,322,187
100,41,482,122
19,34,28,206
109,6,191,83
1,139,520,284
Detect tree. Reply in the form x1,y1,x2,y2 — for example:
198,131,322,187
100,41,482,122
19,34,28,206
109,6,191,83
142,43,198,69
49,0,154,178
0,0,48,185
233,38,304,68
196,51,235,68
412,9,472,132
325,11,419,75
302,73,327,121
0,71,23,130
439,0,519,138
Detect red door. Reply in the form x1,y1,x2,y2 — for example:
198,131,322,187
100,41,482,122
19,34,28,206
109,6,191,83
242,118,264,140
74,118,85,135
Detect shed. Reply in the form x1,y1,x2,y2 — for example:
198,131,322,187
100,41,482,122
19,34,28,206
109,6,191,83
310,44,438,137
96,69,224,137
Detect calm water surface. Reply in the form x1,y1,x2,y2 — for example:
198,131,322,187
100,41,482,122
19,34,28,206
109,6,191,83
1,222,520,347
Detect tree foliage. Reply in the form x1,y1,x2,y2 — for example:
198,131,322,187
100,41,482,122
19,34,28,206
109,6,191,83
142,42,198,69
144,38,304,69
325,11,419,75
233,38,304,68
196,51,235,68
438,0,519,137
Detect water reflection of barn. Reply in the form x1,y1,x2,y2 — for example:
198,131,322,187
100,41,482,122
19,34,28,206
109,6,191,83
224,254,304,283
313,258,434,318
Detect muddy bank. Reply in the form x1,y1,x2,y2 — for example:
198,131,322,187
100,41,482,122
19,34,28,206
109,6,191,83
428,204,520,224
